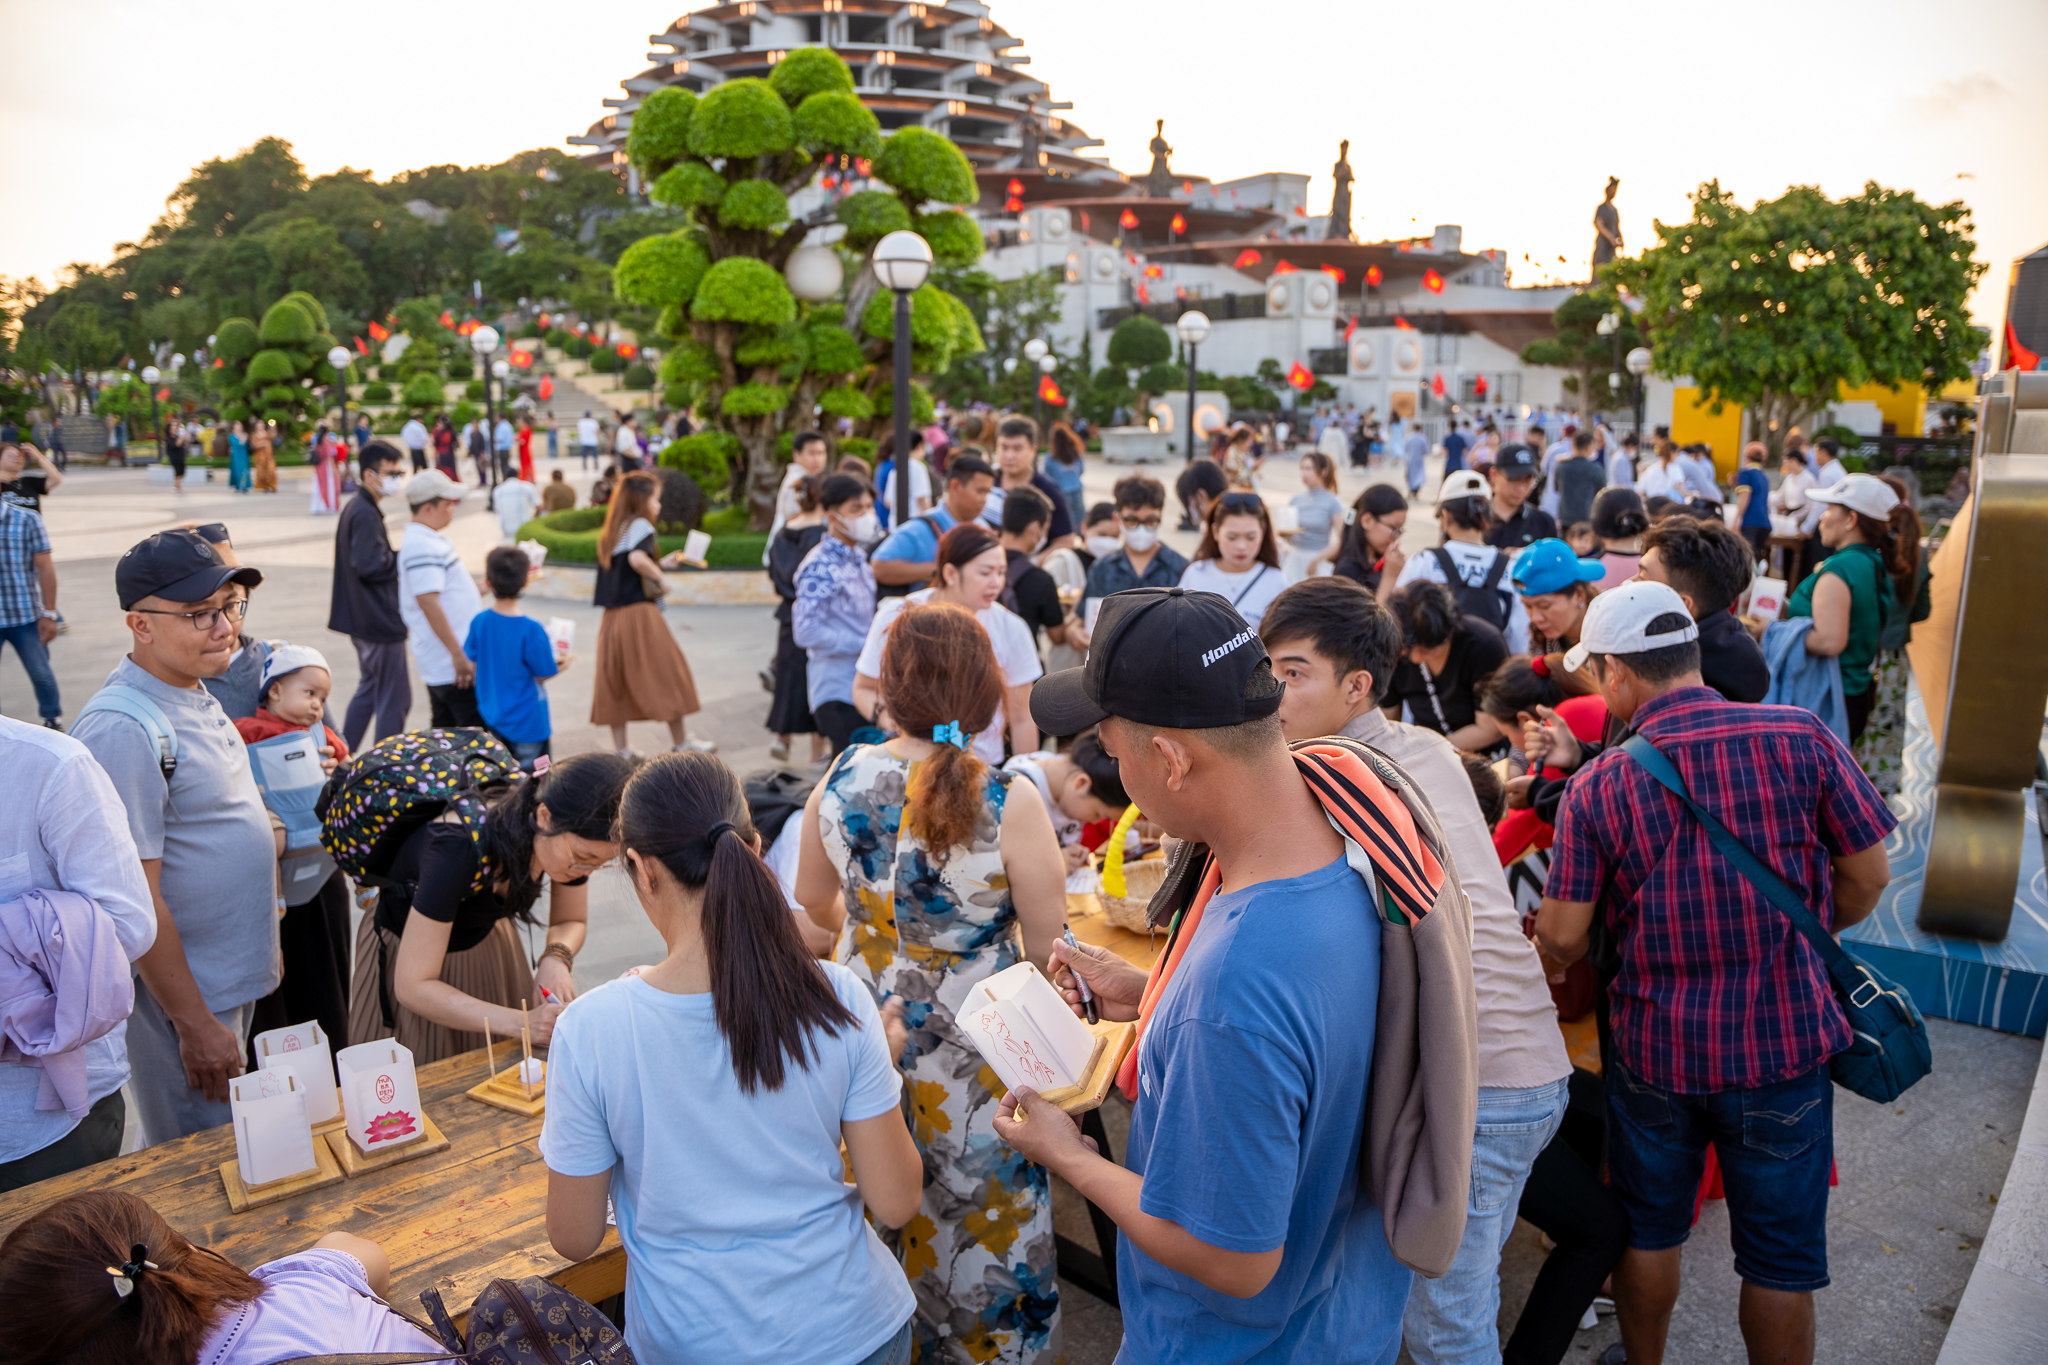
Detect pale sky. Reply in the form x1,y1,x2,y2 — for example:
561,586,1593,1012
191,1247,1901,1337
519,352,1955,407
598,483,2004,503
3,0,2042,332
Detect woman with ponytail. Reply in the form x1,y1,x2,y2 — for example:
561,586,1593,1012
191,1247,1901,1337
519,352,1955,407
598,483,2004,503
0,1190,441,1365
346,752,633,1061
795,602,1070,1365
1789,472,1919,745
543,752,922,1365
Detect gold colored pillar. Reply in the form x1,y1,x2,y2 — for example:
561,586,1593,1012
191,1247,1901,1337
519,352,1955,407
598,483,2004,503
1913,370,2048,941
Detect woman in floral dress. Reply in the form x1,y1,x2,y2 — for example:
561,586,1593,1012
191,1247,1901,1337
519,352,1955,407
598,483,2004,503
796,602,1070,1365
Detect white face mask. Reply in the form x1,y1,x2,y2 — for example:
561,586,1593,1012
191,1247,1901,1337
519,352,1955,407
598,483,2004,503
841,511,879,543
1122,526,1159,553
1085,534,1123,558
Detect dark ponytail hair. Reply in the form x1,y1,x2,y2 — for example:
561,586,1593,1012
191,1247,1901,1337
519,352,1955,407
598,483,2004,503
0,1190,260,1365
1440,494,1492,534
484,752,634,920
618,752,854,1092
1862,474,1923,606
1591,486,1649,541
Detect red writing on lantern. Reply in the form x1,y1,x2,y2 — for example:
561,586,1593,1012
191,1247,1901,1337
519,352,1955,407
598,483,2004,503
282,1035,301,1051
376,1074,395,1104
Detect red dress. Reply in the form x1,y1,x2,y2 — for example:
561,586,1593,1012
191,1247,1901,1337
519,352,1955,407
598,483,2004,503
517,427,535,482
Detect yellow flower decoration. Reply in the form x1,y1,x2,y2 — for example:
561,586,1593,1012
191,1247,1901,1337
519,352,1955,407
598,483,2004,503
898,1213,939,1279
908,1079,953,1146
1099,804,1144,898
851,888,896,975
958,1324,1004,1363
960,1176,1030,1259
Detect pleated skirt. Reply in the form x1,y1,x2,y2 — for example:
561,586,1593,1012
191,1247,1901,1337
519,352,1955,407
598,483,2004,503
590,601,700,726
346,911,533,1065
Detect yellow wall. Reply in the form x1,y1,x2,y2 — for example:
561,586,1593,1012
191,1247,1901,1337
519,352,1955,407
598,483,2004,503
1670,386,1747,479
1837,381,1925,436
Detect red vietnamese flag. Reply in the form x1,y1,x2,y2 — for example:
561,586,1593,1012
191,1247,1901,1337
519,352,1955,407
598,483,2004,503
1038,373,1066,406
1143,265,1163,278
1431,372,1446,397
538,375,554,402
367,320,390,341
1394,316,1416,331
616,343,637,360
2005,319,2040,371
1169,213,1187,236
1181,180,1193,194
1272,259,1299,275
1321,264,1346,283
439,310,454,329
1135,283,1151,304
1119,208,1140,231
1126,252,1140,266
352,335,369,355
1343,317,1359,342
1365,264,1383,287
854,157,871,177
511,351,534,369
1287,361,1314,391
1423,269,1446,294
1078,211,1090,232
1293,205,1307,217
1475,374,1489,397
155,387,170,400
1233,248,1262,269
212,358,224,368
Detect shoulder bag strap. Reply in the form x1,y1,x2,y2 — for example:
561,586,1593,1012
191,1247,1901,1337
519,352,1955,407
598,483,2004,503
1618,735,1854,978
1228,563,1270,608
73,685,179,783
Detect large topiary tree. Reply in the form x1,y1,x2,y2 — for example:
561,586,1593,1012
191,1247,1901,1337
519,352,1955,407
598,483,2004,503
205,290,344,447
613,50,986,528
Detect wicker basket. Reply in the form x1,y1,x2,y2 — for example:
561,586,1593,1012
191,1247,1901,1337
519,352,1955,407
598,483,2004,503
1097,857,1167,933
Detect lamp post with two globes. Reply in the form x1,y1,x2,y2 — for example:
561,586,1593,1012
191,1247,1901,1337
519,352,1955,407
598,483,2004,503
1176,310,1210,462
1626,346,1653,442
470,325,502,488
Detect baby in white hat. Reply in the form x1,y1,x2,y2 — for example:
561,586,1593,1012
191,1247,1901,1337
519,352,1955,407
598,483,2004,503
234,643,349,766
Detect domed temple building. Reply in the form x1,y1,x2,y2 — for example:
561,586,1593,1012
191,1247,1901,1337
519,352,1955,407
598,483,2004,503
570,2,1591,433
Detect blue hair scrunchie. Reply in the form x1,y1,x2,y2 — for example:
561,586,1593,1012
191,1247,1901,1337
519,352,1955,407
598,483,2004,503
931,721,969,750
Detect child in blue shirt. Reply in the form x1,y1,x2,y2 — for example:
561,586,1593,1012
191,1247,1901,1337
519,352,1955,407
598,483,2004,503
463,547,566,770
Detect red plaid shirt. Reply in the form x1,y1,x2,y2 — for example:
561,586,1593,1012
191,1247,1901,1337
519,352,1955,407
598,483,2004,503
1548,687,1896,1094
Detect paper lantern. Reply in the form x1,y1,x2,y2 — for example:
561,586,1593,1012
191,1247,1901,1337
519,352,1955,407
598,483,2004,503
1287,361,1314,391
1431,372,1446,397
253,1021,339,1125
1038,374,1066,406
367,320,389,341
1233,248,1262,269
1365,265,1383,287
1474,374,1490,397
1118,208,1139,230
335,1041,424,1155
1423,269,1445,294
1321,265,1346,283
784,244,845,301
230,1068,318,1189
1169,213,1187,236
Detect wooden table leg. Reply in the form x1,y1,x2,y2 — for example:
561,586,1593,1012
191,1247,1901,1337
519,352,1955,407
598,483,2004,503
1054,1107,1121,1307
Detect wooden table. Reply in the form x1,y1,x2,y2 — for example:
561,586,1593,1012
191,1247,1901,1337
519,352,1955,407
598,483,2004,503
1064,891,1166,973
0,1047,621,1322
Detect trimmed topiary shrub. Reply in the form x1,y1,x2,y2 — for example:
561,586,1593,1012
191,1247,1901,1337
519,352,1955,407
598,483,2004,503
450,400,480,428
817,385,874,420
362,381,394,403
716,180,790,232
873,127,976,206
280,291,328,332
804,323,864,375
445,356,473,380
517,506,766,568
914,210,984,267
661,343,720,386
839,436,876,464
259,298,317,347
626,86,697,174
792,92,881,160
769,46,855,104
721,382,790,417
614,231,711,309
465,380,487,400
213,318,260,362
735,328,802,368
545,328,572,348
401,372,446,409
661,430,740,495
566,335,594,358
871,380,935,426
622,363,655,390
690,258,796,326
246,349,298,384
1138,361,1187,392
588,348,620,374
651,162,727,212
519,322,541,338
687,78,792,160
836,191,911,249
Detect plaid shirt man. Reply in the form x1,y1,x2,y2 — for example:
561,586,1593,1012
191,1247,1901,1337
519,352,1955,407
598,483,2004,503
0,501,50,628
1548,686,1896,1094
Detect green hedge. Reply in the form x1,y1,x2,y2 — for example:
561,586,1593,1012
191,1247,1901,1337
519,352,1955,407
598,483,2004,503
515,508,767,569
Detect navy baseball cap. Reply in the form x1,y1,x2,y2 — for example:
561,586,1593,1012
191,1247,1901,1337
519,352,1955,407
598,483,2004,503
1030,587,1282,735
116,528,262,610
1512,538,1606,597
1493,443,1539,478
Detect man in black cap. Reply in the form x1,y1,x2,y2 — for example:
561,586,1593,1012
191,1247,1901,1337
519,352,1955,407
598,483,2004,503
991,586,1425,1362
71,529,281,1146
329,440,410,750
1483,442,1559,549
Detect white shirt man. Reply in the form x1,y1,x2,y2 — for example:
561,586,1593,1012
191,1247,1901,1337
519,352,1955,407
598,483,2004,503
614,418,642,466
398,418,429,467
398,472,484,724
492,477,541,542
1800,445,1848,533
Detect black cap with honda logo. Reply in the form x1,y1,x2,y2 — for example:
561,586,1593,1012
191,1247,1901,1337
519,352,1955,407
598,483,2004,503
1029,587,1283,735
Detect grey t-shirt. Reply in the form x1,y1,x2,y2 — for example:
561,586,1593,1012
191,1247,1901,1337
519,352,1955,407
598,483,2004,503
72,657,281,1012
199,635,271,721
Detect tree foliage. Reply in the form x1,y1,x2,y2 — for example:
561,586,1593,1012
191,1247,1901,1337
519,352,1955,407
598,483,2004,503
1519,289,1644,417
1609,179,1984,449
616,49,983,528
1106,314,1172,368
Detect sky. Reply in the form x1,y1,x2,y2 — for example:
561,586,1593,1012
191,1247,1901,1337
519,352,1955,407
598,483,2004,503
3,0,2043,331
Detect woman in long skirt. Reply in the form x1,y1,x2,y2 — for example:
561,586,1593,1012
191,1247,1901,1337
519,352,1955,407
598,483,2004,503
589,472,714,756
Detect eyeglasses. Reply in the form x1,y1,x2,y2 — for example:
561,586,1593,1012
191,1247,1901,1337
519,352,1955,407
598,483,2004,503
1119,513,1162,528
134,598,249,632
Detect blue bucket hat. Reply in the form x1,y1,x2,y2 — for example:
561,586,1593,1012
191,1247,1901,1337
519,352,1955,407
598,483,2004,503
1512,538,1606,597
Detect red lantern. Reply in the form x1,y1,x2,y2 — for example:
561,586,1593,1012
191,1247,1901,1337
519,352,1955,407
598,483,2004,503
1006,178,1025,196
1038,373,1066,406
1233,248,1262,269
1143,265,1163,278
1431,372,1446,397
1287,361,1314,391
1169,213,1186,236
1272,259,1299,275
1004,196,1023,213
1474,373,1489,397
1423,269,1445,294
1118,208,1140,231
1321,264,1345,283
1365,264,1383,287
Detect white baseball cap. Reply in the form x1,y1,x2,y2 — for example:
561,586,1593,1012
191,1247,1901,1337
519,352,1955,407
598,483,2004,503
260,643,331,693
1562,580,1699,674
1438,469,1488,502
405,469,466,506
1806,472,1901,522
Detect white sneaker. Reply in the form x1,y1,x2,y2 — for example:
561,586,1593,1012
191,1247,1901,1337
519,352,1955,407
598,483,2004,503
1579,1305,1600,1331
674,737,717,754
768,740,790,762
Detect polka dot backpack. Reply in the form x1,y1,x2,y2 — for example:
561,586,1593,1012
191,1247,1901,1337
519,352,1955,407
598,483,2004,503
317,728,523,896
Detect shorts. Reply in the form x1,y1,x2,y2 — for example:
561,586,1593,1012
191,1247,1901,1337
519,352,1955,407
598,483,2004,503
1606,1058,1833,1292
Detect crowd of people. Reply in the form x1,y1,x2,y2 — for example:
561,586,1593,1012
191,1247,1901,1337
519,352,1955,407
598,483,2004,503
0,403,1936,1365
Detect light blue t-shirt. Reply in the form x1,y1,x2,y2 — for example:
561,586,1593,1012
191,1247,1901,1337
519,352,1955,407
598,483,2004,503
1118,856,1410,1365
539,963,913,1365
868,505,957,566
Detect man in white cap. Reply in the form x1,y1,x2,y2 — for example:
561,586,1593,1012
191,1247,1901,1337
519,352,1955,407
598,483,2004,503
398,469,484,727
1532,580,1896,1365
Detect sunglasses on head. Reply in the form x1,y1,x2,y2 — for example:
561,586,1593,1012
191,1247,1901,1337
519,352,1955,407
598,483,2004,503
1217,492,1265,514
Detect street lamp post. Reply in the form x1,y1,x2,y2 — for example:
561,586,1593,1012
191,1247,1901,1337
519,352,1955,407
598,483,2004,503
872,230,933,532
1626,346,1652,442
1023,336,1048,428
140,365,161,461
326,345,353,450
1175,310,1210,462
493,360,512,480
470,324,501,489
1596,311,1620,424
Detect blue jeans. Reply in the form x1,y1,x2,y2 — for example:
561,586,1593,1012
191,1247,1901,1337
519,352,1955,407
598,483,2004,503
853,1319,912,1365
1607,1059,1833,1292
0,620,61,719
1403,1076,1569,1365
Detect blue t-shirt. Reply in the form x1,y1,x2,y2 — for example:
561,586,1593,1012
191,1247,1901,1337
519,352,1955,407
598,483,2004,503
539,964,913,1365
1441,430,1469,473
869,505,958,568
462,609,557,742
1736,466,1773,527
1119,856,1410,1364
